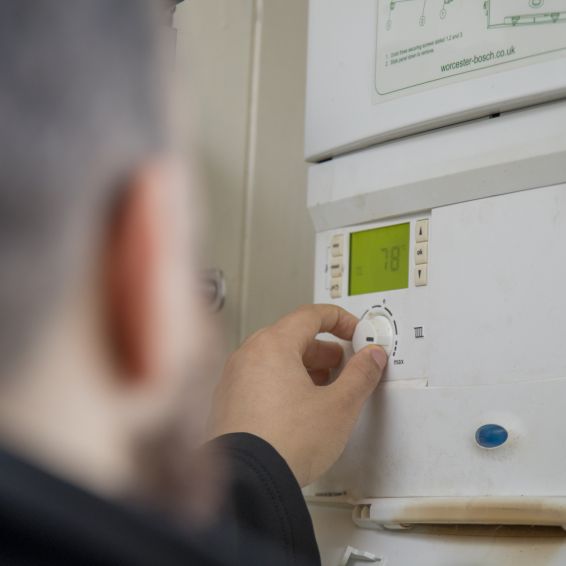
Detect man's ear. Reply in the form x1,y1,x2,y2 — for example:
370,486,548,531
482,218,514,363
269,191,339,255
105,165,164,384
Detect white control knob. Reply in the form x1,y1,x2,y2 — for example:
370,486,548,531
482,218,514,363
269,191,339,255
352,314,394,356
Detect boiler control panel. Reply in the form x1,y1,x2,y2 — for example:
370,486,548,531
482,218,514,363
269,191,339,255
318,213,431,383
310,183,566,504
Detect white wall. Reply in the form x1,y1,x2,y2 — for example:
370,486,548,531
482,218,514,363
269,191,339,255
175,0,255,352
175,0,313,351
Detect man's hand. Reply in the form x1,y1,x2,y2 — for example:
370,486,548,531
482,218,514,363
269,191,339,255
209,305,387,487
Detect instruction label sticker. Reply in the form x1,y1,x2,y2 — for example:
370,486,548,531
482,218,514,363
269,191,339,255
375,0,566,96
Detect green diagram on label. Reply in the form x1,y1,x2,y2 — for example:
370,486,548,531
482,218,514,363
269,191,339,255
376,0,566,96
485,0,566,27
386,0,455,30
385,0,566,31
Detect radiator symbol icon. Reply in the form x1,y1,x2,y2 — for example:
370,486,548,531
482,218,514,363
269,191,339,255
414,326,424,339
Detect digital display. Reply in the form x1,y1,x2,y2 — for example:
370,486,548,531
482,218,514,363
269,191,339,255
349,223,410,295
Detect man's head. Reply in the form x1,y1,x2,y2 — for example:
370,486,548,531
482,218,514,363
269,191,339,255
0,0,209,495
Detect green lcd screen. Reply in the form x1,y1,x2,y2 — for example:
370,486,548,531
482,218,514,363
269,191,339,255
349,223,410,295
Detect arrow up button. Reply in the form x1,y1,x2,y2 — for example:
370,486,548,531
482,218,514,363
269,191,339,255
415,219,429,243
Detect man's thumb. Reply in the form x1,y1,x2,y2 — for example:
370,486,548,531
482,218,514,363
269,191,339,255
331,346,387,408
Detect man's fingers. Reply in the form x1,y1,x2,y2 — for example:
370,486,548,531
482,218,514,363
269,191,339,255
329,346,387,410
303,339,343,370
275,304,358,352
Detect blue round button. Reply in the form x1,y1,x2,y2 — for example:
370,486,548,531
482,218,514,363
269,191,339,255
475,424,509,449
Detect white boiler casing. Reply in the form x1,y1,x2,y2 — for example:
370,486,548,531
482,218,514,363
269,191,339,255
306,104,566,564
307,97,566,499
305,0,566,162
305,1,566,563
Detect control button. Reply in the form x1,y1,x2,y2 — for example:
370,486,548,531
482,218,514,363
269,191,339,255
415,242,428,265
331,234,344,257
475,424,509,449
415,219,429,243
330,259,343,278
352,314,394,356
330,277,342,299
415,264,428,286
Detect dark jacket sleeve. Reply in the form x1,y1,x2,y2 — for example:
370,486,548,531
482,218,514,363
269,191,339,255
206,433,321,566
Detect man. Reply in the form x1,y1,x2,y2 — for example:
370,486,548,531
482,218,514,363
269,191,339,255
0,1,387,564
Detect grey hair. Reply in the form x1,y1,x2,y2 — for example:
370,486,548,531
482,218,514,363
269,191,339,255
0,0,170,372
